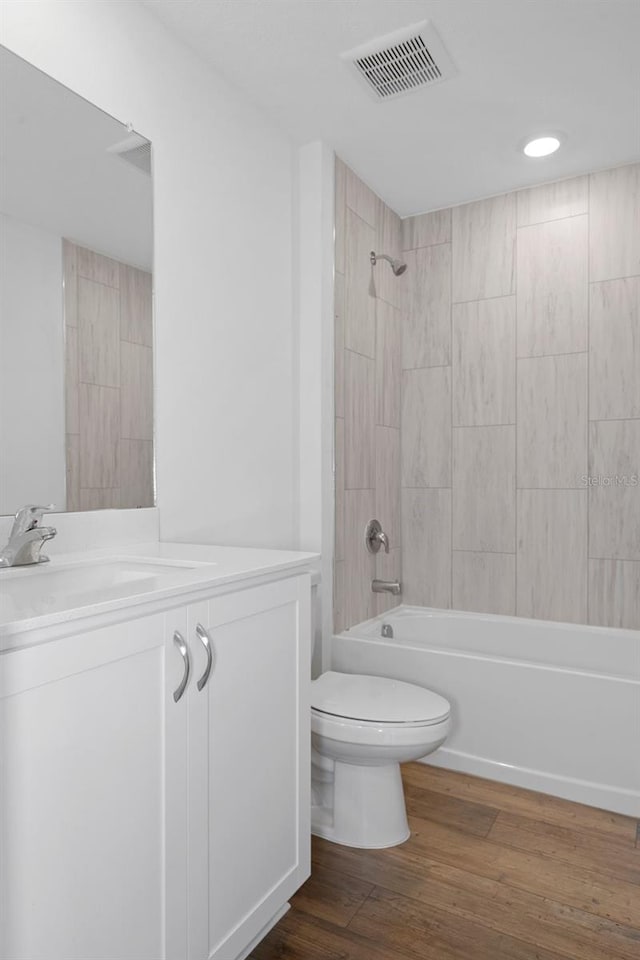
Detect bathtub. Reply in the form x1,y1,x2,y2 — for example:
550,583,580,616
331,605,640,816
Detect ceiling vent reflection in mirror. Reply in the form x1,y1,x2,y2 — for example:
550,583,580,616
107,132,152,176
342,20,456,101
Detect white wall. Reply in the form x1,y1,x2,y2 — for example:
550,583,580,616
0,0,296,548
296,142,335,669
0,213,65,513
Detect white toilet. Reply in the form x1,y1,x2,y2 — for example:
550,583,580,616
310,670,450,849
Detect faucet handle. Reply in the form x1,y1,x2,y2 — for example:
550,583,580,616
364,518,391,555
11,504,55,535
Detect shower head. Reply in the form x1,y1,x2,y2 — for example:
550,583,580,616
370,250,407,276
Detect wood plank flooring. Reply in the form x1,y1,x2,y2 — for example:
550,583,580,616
249,763,640,960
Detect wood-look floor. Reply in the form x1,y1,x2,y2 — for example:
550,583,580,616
250,763,640,960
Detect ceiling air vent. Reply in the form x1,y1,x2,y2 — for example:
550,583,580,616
107,132,152,176
342,20,456,102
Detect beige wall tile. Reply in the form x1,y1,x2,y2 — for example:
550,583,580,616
517,353,588,488
374,198,403,308
517,489,588,623
516,175,588,226
65,325,79,435
345,208,376,357
65,434,80,512
402,366,451,487
335,157,347,275
344,488,376,627
589,419,640,560
589,277,640,420
335,417,345,561
517,215,588,357
375,426,401,547
403,243,451,369
120,342,153,440
452,551,516,616
79,383,120,489
345,166,377,227
453,296,515,426
375,300,401,427
402,209,451,251
76,246,119,287
80,488,120,511
452,193,516,302
402,488,451,607
334,271,345,418
590,162,640,282
589,559,640,629
333,559,346,633
78,277,120,388
120,439,154,508
119,264,152,346
453,425,515,552
344,349,375,489
62,239,78,327
375,547,402,615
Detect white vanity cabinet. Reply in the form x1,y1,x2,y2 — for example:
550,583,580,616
0,569,311,960
182,575,311,960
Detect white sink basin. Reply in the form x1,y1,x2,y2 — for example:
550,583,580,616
0,557,207,623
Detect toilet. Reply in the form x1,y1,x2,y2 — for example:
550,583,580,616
310,670,451,849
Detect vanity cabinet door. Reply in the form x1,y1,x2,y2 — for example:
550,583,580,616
0,611,188,960
186,575,311,960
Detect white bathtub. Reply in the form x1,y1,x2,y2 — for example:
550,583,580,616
331,605,640,816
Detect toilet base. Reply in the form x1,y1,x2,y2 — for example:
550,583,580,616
311,758,410,849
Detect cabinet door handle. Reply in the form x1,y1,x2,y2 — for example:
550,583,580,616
172,630,190,702
195,623,214,691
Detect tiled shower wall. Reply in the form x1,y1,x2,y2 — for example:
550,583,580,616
401,162,639,630
335,158,639,631
63,241,154,511
333,158,404,631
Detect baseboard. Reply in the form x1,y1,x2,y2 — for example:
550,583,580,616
421,748,640,817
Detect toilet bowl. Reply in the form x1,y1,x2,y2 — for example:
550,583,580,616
310,671,450,849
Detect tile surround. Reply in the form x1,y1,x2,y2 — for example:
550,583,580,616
516,353,588,488
451,193,516,302
452,425,515,553
344,349,375,490
589,277,640,420
589,163,640,282
516,214,588,357
452,551,516,616
344,208,376,357
403,243,451,369
335,159,640,630
402,366,451,488
517,489,588,624
453,296,515,426
64,241,153,511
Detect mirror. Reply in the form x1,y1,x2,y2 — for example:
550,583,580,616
0,47,154,515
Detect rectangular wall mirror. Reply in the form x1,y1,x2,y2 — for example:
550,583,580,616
0,46,154,514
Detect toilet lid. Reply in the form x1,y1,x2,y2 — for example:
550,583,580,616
311,671,450,725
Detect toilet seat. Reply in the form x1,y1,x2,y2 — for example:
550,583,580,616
311,671,450,726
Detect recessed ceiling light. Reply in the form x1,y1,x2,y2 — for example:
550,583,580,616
523,136,561,158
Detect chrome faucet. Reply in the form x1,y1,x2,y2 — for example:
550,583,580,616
365,519,390,554
0,504,57,567
372,579,402,596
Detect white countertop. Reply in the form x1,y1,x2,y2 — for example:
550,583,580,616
0,541,319,644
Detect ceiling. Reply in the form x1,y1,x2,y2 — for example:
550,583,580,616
142,0,640,216
0,46,153,270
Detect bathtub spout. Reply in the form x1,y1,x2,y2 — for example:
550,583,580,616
372,579,402,596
